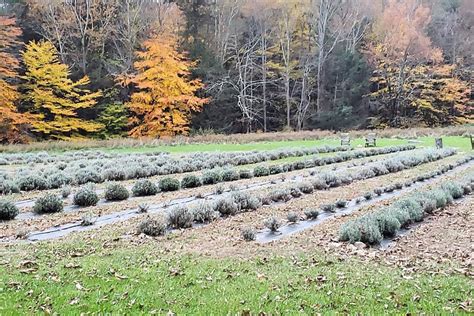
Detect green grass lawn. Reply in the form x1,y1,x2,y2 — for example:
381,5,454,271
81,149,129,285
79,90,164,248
103,136,472,154
0,241,470,314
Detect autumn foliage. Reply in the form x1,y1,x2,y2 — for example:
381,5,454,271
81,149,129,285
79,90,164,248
0,17,30,143
124,35,208,138
22,40,103,140
0,0,472,143
367,0,471,127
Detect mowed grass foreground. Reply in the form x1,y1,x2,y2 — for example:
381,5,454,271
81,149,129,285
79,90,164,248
0,240,471,314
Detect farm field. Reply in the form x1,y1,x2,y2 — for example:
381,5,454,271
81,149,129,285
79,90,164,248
0,134,473,314
2,0,473,312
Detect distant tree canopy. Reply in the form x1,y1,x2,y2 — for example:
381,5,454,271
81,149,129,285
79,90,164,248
0,0,472,143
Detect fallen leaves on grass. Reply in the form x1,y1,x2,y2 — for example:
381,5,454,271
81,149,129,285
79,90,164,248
169,267,183,276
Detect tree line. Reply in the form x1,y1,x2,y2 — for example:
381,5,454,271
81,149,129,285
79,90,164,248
0,0,472,143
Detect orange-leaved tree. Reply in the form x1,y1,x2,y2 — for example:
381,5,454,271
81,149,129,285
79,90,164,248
123,35,208,138
22,40,103,140
412,64,472,125
0,17,31,143
367,0,445,127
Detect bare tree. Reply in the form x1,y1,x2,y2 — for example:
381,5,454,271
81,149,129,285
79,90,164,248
211,0,244,65
311,0,348,117
28,0,119,75
111,0,180,76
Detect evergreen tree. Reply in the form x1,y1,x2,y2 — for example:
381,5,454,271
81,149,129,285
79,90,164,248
97,102,128,138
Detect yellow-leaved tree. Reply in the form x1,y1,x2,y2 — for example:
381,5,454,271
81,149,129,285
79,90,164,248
124,35,208,138
0,17,31,143
22,40,103,140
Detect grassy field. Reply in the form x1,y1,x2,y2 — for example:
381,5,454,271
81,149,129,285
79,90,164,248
104,136,472,154
0,240,471,314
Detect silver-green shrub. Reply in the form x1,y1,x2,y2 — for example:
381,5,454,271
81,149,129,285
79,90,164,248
167,206,194,229
73,185,100,207
34,194,64,214
0,200,19,220
104,183,129,201
132,180,158,197
138,216,168,236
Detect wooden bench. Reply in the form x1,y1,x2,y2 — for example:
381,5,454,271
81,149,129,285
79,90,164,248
340,133,350,146
365,133,377,147
435,137,443,149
